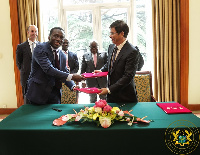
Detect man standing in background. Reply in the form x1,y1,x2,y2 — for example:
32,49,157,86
81,40,107,103
62,38,79,74
16,25,38,100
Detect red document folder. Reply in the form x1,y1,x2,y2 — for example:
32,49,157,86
156,102,192,114
75,87,102,94
82,72,108,78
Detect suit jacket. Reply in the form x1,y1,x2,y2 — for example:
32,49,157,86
26,42,75,104
81,51,107,88
135,46,144,71
16,40,32,87
101,41,140,103
67,51,79,74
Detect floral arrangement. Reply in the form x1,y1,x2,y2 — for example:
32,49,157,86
53,99,151,128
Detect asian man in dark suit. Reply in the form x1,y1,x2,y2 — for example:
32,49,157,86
26,27,85,105
16,25,38,99
96,20,140,103
81,40,108,103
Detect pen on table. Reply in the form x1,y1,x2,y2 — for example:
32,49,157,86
52,108,62,112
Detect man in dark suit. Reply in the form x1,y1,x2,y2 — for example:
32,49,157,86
62,38,79,74
97,20,140,103
16,25,38,98
26,27,85,105
81,40,107,103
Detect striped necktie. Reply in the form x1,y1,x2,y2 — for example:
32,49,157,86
110,46,118,69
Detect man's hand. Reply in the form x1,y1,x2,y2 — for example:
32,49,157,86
98,88,108,95
73,85,80,91
67,66,70,72
93,70,102,73
72,74,85,82
82,83,86,88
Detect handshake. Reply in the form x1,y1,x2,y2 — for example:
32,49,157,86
71,74,85,82
71,70,102,83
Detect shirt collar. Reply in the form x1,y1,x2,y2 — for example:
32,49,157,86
28,38,36,45
116,39,127,50
92,52,97,56
50,46,59,53
63,50,68,54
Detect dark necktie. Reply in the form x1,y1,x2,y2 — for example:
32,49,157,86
53,50,62,89
53,50,60,69
110,46,118,70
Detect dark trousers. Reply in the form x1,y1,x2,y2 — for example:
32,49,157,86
27,87,61,105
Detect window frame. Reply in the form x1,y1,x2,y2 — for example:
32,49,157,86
61,1,133,51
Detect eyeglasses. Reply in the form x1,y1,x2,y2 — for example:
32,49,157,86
109,32,118,36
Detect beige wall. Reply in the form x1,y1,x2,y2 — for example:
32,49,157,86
0,0,199,108
0,0,17,108
189,0,200,105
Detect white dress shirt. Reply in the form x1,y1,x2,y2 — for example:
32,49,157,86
28,38,37,53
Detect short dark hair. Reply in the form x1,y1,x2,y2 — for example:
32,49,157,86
110,20,129,38
49,27,65,36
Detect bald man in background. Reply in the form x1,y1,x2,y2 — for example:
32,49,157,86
16,25,38,101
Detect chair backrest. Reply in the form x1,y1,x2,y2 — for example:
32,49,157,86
61,83,78,104
134,71,155,102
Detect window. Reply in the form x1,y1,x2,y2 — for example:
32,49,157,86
40,0,153,71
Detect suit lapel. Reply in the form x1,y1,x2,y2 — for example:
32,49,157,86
47,43,54,66
110,42,128,73
25,41,32,58
59,50,67,71
88,52,95,67
68,51,72,66
96,52,101,68
112,47,124,68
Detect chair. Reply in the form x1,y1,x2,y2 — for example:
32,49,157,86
61,83,78,104
134,71,157,102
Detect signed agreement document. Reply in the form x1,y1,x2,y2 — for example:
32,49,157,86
156,102,192,114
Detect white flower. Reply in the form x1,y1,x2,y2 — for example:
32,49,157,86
62,115,70,121
75,114,83,121
118,111,124,116
94,107,102,113
128,122,132,126
99,116,112,128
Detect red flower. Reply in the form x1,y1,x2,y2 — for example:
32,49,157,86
94,99,107,108
103,105,112,112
